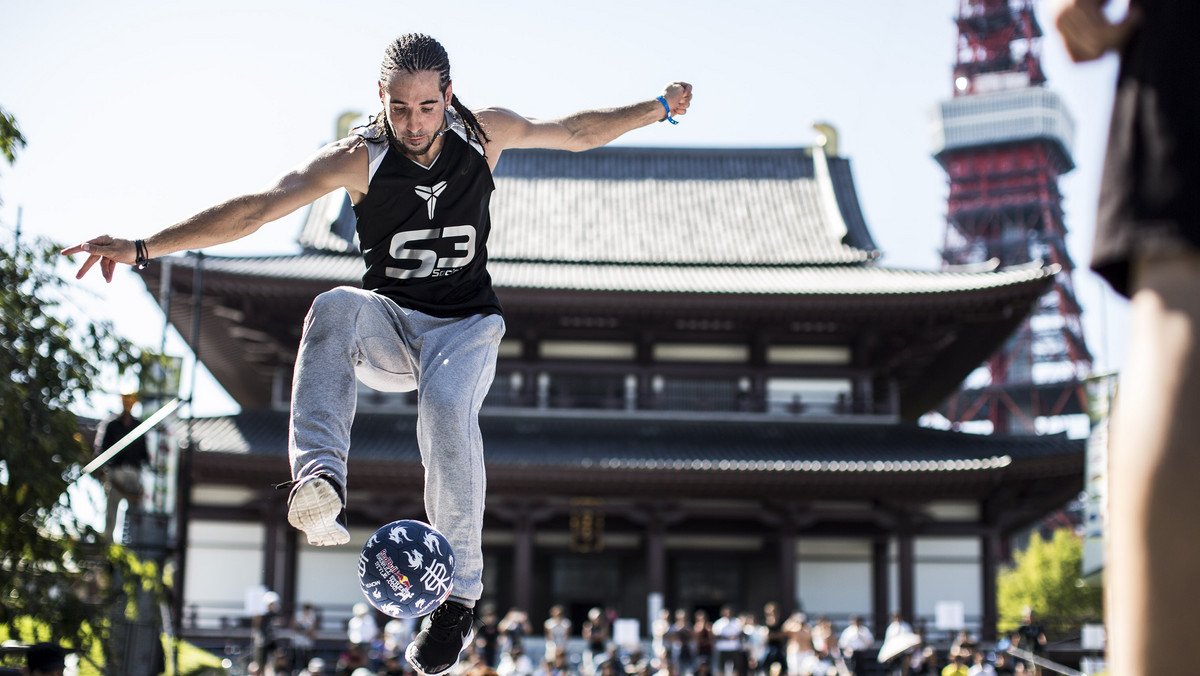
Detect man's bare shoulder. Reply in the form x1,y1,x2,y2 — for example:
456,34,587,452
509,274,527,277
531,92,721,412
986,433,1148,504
475,107,529,145
314,135,372,169
299,136,373,195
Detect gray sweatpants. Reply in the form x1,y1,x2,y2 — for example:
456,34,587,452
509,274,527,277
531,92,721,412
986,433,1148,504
288,286,504,602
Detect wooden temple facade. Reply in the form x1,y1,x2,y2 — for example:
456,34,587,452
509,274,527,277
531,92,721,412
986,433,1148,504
137,141,1083,642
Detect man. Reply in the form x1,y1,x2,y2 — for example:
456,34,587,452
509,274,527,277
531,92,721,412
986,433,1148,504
292,602,320,667
63,33,691,676
582,607,612,676
543,605,571,665
252,590,282,668
1009,608,1045,676
348,602,380,648
881,611,916,676
94,391,150,541
299,657,327,676
883,612,912,642
966,651,996,676
837,616,874,676
1052,4,1199,675
24,643,69,676
940,653,968,676
711,605,744,676
758,604,785,676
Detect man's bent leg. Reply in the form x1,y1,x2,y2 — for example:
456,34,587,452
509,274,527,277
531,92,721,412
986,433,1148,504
409,311,504,603
288,287,416,545
1107,252,1200,676
404,312,502,676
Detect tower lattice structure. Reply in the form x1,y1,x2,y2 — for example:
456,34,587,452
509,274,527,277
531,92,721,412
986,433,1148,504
930,0,1092,434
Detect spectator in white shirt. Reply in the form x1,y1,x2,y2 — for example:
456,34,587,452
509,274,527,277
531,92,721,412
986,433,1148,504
838,616,874,676
712,605,745,676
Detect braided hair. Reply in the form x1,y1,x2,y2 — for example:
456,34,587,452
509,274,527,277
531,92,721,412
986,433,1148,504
372,34,490,154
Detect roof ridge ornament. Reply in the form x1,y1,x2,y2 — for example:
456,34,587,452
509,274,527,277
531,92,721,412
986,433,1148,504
812,122,839,157
811,122,849,245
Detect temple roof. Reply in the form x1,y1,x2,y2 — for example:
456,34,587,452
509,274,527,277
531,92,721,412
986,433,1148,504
138,144,1057,417
166,143,1054,301
298,146,880,265
191,409,1078,467
186,409,1083,502
180,252,1053,297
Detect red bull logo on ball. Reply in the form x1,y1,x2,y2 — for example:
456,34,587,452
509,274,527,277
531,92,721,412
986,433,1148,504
375,549,400,577
375,551,415,599
388,573,412,593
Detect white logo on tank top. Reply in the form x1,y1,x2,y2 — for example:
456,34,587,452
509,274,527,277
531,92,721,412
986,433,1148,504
415,181,447,219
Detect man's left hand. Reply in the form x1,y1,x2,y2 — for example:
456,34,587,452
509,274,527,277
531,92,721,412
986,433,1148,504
661,81,693,119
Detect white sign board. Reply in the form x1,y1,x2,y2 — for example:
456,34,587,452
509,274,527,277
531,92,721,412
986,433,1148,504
244,584,268,616
613,618,641,649
935,601,964,631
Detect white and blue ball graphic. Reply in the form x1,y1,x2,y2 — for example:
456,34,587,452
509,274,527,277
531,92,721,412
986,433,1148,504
358,519,456,619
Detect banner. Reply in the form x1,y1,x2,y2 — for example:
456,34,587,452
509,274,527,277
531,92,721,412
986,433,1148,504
1082,373,1118,580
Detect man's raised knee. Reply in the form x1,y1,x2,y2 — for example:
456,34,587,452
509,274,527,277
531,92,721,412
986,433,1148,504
310,286,368,316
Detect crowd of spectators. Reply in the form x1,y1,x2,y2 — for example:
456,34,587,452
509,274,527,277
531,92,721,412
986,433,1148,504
242,600,1055,676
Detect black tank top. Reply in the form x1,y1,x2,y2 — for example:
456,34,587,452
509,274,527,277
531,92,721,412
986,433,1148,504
352,111,502,317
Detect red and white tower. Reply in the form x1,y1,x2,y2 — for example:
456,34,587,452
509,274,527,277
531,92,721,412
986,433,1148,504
930,0,1092,434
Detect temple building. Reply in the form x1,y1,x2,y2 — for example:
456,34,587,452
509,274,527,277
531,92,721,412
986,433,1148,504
138,133,1083,643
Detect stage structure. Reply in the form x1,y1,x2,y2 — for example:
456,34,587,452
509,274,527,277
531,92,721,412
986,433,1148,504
930,0,1093,434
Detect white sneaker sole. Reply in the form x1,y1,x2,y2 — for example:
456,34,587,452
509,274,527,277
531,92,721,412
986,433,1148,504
286,478,350,546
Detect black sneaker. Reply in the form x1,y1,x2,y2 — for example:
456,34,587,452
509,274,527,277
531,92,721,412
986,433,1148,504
285,474,349,546
405,600,476,675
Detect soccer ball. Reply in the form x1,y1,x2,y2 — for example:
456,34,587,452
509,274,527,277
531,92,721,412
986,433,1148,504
358,519,456,619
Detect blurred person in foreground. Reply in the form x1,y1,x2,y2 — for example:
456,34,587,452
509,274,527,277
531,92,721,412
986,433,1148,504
1052,1,1199,675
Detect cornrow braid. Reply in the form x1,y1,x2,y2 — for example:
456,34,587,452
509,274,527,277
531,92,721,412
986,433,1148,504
375,33,491,154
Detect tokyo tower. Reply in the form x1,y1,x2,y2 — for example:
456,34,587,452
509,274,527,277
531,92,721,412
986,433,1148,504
930,0,1093,434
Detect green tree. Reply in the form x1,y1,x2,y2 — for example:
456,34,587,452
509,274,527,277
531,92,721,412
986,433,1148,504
997,528,1103,636
0,233,148,666
0,105,26,206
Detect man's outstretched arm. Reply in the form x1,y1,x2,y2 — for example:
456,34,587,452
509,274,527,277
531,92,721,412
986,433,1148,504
62,138,369,282
478,81,692,164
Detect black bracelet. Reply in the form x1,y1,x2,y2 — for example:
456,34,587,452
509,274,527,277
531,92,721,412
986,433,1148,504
134,239,149,269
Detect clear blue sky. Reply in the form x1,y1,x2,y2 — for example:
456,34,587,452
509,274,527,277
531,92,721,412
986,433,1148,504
0,0,1129,418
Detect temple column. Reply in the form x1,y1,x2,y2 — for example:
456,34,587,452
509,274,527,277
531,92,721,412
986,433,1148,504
282,527,298,613
779,524,797,618
647,517,666,601
981,530,1000,642
897,513,915,626
647,515,667,627
262,503,283,595
513,511,534,613
872,536,889,634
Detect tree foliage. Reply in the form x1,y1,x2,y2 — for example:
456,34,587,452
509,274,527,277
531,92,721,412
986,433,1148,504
0,104,26,206
997,528,1102,635
0,105,25,163
0,234,147,661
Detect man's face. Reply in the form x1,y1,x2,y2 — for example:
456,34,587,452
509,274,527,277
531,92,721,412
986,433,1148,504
379,70,451,161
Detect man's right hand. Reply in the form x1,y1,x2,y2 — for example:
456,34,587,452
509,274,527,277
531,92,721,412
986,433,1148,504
1053,0,1142,62
61,235,136,283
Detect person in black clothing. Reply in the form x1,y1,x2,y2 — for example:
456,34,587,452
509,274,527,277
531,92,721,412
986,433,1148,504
476,606,501,668
1053,1,1199,674
94,392,150,541
1010,608,1045,676
253,591,283,670
760,603,785,676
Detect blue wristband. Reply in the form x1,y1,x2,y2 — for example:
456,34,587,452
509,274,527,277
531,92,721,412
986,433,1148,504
657,96,678,125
